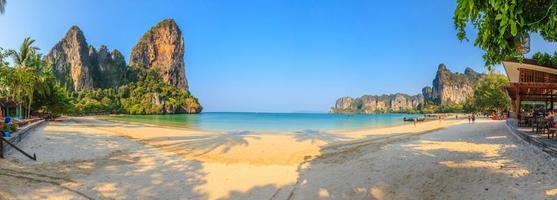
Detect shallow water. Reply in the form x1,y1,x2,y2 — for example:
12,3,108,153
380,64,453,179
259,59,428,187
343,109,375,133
106,112,423,133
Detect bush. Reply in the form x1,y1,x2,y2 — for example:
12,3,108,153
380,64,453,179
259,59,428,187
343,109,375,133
2,123,17,132
72,66,202,115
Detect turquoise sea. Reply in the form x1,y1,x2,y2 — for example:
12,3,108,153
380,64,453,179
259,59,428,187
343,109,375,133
106,112,424,133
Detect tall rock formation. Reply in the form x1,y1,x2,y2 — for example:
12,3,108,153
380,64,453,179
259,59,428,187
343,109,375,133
43,21,202,114
331,93,423,114
45,26,127,90
90,45,128,89
330,63,483,114
45,26,94,91
426,64,479,105
129,19,188,89
422,86,433,104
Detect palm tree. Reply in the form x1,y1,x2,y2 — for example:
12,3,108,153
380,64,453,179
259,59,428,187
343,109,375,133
8,37,46,118
23,53,51,118
0,0,6,14
9,37,39,67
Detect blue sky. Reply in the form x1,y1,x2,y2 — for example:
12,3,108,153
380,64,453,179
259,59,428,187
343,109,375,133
0,0,555,112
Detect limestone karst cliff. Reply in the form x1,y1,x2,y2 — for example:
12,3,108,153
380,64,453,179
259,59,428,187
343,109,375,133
129,19,188,89
331,93,424,114
45,26,95,91
44,19,202,114
89,45,128,89
425,64,481,105
331,64,482,114
45,26,127,91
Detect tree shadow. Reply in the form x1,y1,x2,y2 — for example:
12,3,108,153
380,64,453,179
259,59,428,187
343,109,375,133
2,123,210,199
260,121,557,199
143,130,261,156
292,129,352,144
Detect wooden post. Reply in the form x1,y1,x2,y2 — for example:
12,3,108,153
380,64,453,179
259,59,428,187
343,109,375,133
0,138,3,159
516,89,521,119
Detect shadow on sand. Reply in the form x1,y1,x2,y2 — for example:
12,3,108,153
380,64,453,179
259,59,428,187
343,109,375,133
142,130,260,156
292,129,352,144
273,121,557,199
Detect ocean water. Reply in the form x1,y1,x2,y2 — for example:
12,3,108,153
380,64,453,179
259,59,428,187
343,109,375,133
106,112,424,133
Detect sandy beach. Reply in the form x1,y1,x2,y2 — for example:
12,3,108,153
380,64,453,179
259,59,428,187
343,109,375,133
1,117,556,199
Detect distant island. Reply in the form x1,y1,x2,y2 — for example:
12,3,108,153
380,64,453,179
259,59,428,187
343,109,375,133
330,64,482,114
45,19,202,115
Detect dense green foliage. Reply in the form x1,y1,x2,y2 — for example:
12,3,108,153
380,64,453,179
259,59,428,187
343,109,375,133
454,0,557,67
2,122,17,132
421,102,475,114
74,66,202,115
0,38,202,118
0,38,73,118
532,51,557,67
472,72,510,113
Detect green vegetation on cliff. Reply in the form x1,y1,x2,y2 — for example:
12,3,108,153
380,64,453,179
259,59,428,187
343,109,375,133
331,64,511,114
74,66,201,115
0,38,202,118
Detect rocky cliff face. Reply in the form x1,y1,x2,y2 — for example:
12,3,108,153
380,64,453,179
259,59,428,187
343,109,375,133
422,86,433,104
331,93,423,114
426,64,479,105
90,45,127,89
331,63,483,114
45,26,95,91
44,20,201,114
129,19,188,89
45,27,127,91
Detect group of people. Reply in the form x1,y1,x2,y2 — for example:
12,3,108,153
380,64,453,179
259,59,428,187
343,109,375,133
545,110,557,126
468,113,476,123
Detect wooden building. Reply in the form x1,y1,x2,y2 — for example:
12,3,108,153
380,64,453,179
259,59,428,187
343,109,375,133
503,59,557,118
0,98,18,119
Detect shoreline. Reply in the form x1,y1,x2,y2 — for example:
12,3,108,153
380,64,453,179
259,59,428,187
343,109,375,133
96,112,463,135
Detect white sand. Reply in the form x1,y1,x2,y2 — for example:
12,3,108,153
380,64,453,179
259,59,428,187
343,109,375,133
0,117,556,199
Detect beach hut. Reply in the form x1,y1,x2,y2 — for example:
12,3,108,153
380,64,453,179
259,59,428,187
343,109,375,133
504,59,557,115
0,98,18,119
503,59,557,125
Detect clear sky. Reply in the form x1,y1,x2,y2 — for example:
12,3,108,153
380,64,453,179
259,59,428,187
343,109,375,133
0,0,555,112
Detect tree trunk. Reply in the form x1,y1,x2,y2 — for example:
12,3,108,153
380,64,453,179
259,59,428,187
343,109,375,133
27,93,33,119
27,101,31,119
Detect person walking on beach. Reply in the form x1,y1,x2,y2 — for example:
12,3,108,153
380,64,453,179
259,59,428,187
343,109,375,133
413,118,417,127
472,113,476,123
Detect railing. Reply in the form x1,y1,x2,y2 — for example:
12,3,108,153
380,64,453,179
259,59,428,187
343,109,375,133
0,137,36,161
0,119,43,161
519,68,557,83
